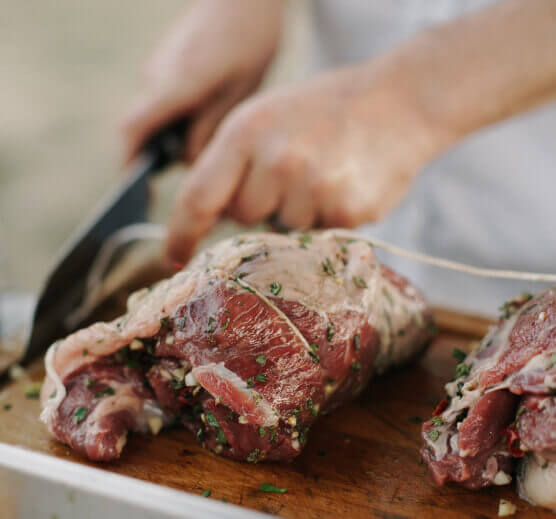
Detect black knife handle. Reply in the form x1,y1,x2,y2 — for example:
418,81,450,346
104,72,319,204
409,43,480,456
142,118,190,173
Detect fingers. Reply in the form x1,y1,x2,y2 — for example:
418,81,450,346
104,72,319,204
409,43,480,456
275,157,317,229
226,154,283,225
165,119,250,263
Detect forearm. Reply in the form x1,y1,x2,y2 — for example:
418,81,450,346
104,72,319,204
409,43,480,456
375,0,556,147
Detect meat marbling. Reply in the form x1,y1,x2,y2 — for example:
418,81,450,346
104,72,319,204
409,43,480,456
421,288,556,511
40,230,432,463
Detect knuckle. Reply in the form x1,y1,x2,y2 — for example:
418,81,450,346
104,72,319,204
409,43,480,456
271,152,309,182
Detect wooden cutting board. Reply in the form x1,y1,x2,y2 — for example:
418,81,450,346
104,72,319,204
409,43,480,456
0,309,551,518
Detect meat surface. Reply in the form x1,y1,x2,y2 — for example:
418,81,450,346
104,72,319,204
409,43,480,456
421,288,556,511
41,230,432,463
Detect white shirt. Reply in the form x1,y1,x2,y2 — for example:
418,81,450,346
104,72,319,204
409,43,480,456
308,0,556,315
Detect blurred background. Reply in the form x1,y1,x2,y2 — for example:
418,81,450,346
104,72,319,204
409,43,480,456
0,1,309,291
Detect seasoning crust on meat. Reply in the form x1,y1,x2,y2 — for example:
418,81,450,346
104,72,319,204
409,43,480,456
41,230,432,463
421,288,556,511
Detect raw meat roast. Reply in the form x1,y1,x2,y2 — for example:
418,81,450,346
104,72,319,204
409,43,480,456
421,288,556,511
40,231,432,463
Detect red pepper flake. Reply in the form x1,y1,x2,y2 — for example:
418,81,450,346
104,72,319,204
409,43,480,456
178,387,195,405
432,399,449,417
504,425,525,458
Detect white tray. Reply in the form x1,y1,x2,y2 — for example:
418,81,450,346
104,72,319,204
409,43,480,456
0,444,268,519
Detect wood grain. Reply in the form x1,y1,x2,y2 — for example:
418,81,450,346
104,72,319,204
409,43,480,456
0,317,551,518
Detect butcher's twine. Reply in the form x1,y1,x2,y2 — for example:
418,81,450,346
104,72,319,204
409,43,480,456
67,225,556,328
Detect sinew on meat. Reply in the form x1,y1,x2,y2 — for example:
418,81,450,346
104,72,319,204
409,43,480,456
40,230,432,463
421,288,556,511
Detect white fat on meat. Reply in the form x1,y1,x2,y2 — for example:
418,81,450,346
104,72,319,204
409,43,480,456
41,230,427,427
192,362,278,427
518,456,556,510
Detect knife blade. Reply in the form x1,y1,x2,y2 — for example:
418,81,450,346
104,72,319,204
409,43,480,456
20,118,189,366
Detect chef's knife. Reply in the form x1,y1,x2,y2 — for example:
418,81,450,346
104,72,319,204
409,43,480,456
19,118,189,366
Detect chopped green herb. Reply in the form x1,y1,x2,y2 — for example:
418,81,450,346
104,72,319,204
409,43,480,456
269,428,277,443
499,293,533,319
452,348,467,363
431,416,445,426
259,483,287,494
327,322,335,342
204,316,217,334
201,489,211,498
73,407,88,424
94,387,115,398
256,354,266,366
84,378,95,388
428,430,440,442
298,235,312,248
352,276,367,289
3,403,12,411
246,449,260,463
340,246,348,254
310,342,319,353
310,405,318,417
455,362,471,378
205,411,220,428
309,351,320,364
175,316,187,330
516,406,527,419
351,360,362,371
353,334,360,351
241,255,256,263
171,378,185,390
246,377,255,388
82,348,88,356
305,399,313,410
321,257,336,276
160,317,170,328
221,498,227,503
269,282,282,296
259,427,266,438
298,433,307,444
256,373,268,383
196,427,204,442
24,382,42,399
215,428,228,445
221,318,230,330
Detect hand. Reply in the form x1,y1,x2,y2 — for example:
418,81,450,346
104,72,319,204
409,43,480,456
122,0,284,164
165,60,448,262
